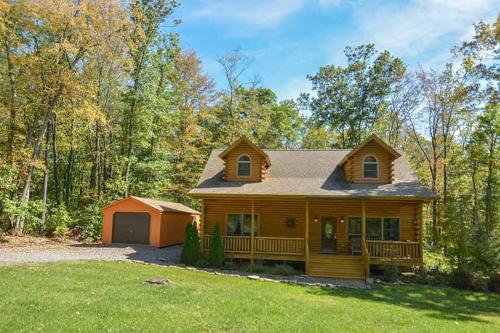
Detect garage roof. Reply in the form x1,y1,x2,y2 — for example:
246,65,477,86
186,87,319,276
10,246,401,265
104,196,200,215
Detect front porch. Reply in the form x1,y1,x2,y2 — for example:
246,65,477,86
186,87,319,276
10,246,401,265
202,235,422,278
200,198,424,279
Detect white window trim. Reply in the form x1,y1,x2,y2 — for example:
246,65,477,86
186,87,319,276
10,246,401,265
362,154,379,180
237,154,252,178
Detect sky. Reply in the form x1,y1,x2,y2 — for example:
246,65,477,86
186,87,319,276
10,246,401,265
172,0,498,101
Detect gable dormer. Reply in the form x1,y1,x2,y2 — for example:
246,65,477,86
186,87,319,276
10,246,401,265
219,137,271,182
340,135,401,184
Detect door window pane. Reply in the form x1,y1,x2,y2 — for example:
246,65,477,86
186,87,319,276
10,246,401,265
324,221,333,238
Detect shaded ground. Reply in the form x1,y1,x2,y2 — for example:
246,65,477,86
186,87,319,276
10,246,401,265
0,261,498,333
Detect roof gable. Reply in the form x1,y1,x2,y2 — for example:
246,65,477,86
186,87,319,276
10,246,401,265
339,134,401,166
218,136,271,166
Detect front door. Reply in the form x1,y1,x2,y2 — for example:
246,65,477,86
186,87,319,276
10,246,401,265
321,216,337,253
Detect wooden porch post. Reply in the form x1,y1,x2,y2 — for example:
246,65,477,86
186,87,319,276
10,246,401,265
305,199,310,274
361,201,366,254
250,199,255,265
200,199,205,254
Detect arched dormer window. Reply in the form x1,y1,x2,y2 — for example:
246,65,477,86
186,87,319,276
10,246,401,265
363,155,378,179
237,154,251,177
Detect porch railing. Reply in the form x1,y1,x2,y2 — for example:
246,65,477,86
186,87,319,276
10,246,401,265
255,237,304,255
366,240,421,260
203,235,305,256
203,235,251,253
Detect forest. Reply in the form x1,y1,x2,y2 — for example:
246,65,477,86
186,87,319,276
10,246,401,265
0,1,498,276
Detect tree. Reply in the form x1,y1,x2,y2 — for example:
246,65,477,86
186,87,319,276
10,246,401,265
163,50,218,205
455,16,499,238
180,223,200,265
374,73,420,148
208,224,224,268
8,0,130,233
215,48,252,144
122,0,178,196
300,44,405,148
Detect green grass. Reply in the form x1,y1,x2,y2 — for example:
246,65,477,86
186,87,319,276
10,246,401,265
0,261,498,332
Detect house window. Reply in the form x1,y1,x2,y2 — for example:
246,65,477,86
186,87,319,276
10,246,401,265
348,216,400,241
348,217,361,240
227,213,259,236
237,155,251,177
366,217,383,240
383,218,400,241
363,156,378,179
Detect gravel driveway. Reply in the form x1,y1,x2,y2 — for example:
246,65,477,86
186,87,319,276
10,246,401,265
0,237,181,265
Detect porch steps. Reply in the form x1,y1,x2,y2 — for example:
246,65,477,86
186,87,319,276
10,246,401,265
308,254,366,279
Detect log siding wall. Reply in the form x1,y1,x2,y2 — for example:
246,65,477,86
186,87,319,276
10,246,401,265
343,141,394,184
223,141,266,182
203,198,420,255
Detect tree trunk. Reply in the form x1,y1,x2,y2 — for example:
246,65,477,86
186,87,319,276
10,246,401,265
471,160,479,226
14,84,64,234
51,115,61,205
40,127,50,232
90,121,100,191
484,130,497,233
4,39,17,165
64,118,75,207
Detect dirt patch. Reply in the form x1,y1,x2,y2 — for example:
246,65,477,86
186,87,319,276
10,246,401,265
0,235,95,249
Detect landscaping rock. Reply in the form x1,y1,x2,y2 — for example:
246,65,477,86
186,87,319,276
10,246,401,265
247,275,260,280
146,278,171,285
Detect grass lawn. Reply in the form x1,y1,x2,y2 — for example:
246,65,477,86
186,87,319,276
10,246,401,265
0,261,498,332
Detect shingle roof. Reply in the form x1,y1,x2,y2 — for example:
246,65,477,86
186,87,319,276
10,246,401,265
130,196,201,214
189,149,437,200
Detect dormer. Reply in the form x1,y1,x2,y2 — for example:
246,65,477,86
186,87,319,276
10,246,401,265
219,137,271,182
340,135,401,184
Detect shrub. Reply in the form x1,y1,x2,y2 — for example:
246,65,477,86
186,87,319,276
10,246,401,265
488,271,500,294
381,264,400,282
45,204,72,237
2,197,42,235
207,224,224,268
413,264,449,286
450,269,477,290
79,203,102,242
223,261,240,271
270,264,297,276
180,223,200,265
250,263,268,274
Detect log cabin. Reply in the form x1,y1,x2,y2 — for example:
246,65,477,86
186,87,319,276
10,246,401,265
189,135,437,279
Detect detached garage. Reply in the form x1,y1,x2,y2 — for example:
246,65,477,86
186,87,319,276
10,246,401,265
102,196,200,248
